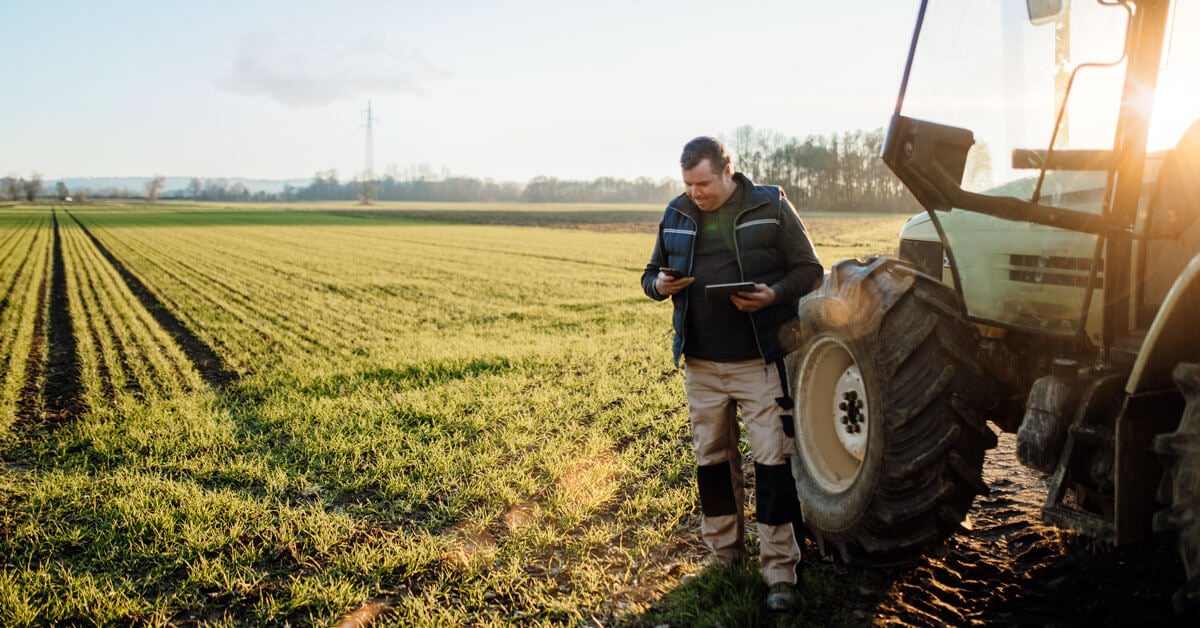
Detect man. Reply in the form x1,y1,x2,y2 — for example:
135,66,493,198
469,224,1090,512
641,136,823,611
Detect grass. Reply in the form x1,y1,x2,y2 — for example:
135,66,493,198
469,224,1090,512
0,202,909,625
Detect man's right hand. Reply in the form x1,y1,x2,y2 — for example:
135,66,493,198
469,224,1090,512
655,271,694,296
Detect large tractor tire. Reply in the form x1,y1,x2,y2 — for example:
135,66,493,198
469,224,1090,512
782,257,999,564
1153,362,1200,612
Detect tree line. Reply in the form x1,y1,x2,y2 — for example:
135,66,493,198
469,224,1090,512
4,126,918,212
271,169,681,205
727,125,919,213
2,173,165,204
2,173,44,202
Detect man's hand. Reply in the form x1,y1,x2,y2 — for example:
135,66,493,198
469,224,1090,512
730,283,776,312
655,270,694,296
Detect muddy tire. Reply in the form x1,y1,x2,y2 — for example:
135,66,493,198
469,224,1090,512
1152,362,1200,612
782,257,998,564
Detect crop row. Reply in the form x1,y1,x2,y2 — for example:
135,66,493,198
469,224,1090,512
57,213,204,410
0,211,51,437
0,208,218,439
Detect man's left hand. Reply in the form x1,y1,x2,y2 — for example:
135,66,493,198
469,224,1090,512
730,283,776,313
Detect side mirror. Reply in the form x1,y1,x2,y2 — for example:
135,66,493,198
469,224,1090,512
1027,0,1066,26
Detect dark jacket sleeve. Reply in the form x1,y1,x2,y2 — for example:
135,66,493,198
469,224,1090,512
641,227,669,301
768,196,823,304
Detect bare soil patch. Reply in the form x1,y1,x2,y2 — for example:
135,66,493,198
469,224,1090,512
820,433,1191,626
39,210,83,422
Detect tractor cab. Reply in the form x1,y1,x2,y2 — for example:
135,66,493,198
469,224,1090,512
886,0,1200,368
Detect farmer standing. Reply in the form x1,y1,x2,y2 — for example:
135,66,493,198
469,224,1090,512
641,136,823,611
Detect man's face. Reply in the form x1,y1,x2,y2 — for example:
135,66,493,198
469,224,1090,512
682,158,735,212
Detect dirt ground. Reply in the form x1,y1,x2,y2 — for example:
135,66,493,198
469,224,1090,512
812,433,1193,627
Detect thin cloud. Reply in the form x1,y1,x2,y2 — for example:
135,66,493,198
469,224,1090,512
216,32,448,107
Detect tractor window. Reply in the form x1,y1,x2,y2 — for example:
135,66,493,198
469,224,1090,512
897,0,1130,338
902,0,1127,198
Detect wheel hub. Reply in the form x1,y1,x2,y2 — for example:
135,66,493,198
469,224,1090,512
833,366,868,460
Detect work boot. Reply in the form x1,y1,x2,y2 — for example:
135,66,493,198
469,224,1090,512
765,582,800,612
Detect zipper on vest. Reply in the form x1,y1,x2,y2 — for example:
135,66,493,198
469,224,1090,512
733,198,773,362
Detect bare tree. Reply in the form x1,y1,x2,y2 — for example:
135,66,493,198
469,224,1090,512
1,174,18,200
228,182,249,199
145,175,166,204
204,178,229,199
55,181,70,200
356,175,378,205
188,177,202,199
24,172,42,202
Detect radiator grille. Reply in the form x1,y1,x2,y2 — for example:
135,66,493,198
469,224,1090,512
1007,254,1102,288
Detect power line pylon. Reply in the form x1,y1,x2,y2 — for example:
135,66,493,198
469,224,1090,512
364,100,378,181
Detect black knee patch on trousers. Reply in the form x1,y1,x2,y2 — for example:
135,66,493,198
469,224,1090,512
755,462,802,525
697,461,738,517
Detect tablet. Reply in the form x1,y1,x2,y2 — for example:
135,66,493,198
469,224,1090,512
704,282,756,302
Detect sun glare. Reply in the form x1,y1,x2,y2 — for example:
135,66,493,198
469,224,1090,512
1148,83,1200,152
1147,2,1195,152
1147,3,1200,151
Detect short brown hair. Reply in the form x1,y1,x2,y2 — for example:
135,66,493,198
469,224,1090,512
680,136,731,172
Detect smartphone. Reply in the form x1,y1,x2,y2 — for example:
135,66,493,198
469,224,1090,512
660,267,686,279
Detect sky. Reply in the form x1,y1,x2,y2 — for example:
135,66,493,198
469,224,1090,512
2,0,917,184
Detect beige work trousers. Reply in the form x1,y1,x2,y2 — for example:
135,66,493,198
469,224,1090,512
684,356,801,585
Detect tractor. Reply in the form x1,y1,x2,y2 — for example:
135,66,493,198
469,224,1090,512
784,0,1200,609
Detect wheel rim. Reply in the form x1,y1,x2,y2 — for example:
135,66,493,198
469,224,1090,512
796,336,870,493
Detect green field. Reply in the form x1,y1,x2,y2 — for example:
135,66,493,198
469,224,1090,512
0,202,909,626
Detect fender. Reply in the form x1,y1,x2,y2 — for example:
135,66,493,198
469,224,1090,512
1126,253,1200,393
782,257,917,352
